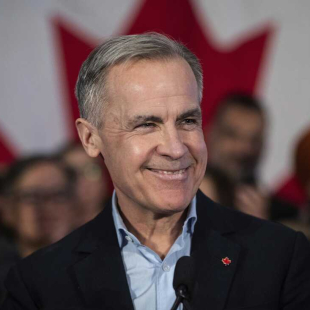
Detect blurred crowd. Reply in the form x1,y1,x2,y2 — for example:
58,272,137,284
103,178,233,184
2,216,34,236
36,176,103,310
0,142,112,303
200,93,310,237
0,92,310,304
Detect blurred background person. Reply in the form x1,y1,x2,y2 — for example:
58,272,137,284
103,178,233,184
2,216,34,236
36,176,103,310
58,142,111,226
0,172,18,305
281,127,310,239
200,93,297,220
0,155,77,303
200,165,235,208
0,169,13,240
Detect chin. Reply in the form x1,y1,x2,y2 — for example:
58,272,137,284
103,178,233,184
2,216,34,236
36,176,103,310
152,192,193,214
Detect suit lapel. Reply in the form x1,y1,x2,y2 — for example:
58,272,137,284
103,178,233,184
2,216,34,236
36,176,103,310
69,204,134,310
190,191,241,310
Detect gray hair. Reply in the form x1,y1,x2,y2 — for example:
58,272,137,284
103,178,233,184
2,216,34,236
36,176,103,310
75,32,203,128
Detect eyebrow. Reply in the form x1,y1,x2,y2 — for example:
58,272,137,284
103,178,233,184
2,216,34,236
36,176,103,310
128,107,202,127
176,108,202,122
128,115,164,128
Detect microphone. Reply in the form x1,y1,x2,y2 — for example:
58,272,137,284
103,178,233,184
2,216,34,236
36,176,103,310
170,256,195,310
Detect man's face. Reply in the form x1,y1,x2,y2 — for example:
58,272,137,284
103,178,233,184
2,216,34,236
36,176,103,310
207,106,265,182
95,58,207,215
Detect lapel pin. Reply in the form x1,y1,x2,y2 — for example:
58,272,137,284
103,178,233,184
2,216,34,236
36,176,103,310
222,257,232,266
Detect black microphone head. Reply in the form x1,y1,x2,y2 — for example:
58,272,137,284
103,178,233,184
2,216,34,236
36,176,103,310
173,256,196,294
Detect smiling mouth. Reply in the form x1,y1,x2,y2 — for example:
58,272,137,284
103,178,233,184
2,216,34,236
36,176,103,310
147,168,187,175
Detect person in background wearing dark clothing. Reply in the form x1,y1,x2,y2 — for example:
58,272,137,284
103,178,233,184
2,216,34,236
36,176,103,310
199,165,235,207
58,141,111,227
0,173,20,306
281,127,310,239
0,156,77,303
200,93,298,221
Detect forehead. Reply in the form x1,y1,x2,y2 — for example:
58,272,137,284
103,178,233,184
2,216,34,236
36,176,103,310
64,147,92,166
105,58,199,116
16,162,67,190
219,106,265,132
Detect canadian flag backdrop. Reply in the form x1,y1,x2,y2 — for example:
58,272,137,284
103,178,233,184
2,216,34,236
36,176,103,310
1,0,310,200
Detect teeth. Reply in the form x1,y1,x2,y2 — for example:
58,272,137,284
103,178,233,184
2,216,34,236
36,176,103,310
151,169,186,175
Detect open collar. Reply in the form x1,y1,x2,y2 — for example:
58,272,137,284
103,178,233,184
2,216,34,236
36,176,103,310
72,190,247,309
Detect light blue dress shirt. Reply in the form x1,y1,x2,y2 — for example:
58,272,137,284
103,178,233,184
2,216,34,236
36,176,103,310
111,192,197,310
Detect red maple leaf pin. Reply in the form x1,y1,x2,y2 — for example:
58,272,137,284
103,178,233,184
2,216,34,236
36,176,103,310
222,257,232,266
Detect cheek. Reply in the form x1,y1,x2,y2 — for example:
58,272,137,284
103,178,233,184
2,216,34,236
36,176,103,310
17,206,38,236
120,137,155,165
130,138,154,160
104,137,154,178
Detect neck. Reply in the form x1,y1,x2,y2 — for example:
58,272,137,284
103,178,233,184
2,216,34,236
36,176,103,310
117,200,188,259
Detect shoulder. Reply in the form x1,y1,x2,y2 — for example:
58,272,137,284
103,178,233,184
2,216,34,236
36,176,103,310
194,191,310,307
15,221,88,275
3,205,117,308
195,190,310,277
195,190,308,248
11,204,113,281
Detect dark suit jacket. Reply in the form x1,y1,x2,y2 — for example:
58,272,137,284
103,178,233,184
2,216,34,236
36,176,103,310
1,191,310,310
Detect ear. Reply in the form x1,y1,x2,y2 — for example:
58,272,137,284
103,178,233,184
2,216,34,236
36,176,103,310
76,118,101,158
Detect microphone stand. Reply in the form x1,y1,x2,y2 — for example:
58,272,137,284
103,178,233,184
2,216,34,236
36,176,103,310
182,299,192,310
170,285,193,310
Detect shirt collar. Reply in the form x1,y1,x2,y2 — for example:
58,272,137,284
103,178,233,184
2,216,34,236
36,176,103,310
111,191,197,248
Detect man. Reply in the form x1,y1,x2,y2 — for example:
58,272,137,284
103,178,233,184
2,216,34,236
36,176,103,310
205,94,265,184
200,94,269,218
200,94,297,220
2,33,310,310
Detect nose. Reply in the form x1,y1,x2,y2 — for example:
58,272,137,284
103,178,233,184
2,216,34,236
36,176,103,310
156,127,187,160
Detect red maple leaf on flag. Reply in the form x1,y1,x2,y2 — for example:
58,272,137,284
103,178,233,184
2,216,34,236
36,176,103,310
53,0,272,141
0,0,274,164
0,126,16,165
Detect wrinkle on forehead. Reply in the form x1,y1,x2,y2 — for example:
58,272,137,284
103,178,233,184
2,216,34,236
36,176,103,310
106,58,199,106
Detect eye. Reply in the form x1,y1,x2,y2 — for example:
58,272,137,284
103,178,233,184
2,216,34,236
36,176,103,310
135,122,156,129
182,118,197,125
179,118,201,130
181,118,199,127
